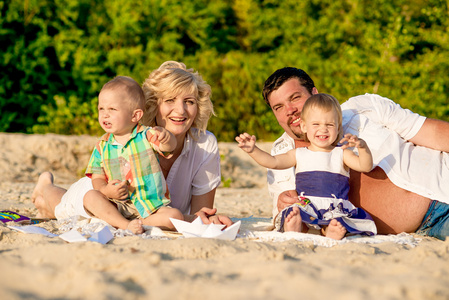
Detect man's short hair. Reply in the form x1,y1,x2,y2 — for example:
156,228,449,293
262,67,315,105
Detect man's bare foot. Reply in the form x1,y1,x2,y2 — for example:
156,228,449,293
32,172,55,218
283,206,303,232
324,219,347,240
127,219,144,235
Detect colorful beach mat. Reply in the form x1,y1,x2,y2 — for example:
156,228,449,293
0,210,50,224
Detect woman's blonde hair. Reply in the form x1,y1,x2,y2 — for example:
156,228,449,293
141,61,214,137
301,93,343,146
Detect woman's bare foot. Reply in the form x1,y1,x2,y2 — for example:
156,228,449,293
32,172,56,218
127,219,144,235
283,206,303,232
324,219,347,240
32,172,54,203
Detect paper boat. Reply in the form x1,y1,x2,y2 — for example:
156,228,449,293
170,217,241,241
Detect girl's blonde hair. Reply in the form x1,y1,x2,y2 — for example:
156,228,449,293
301,93,343,146
141,61,214,137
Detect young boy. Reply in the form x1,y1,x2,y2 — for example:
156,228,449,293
85,76,183,234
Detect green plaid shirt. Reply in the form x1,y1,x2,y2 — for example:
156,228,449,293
85,124,171,218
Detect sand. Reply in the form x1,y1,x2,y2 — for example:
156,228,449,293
0,132,448,300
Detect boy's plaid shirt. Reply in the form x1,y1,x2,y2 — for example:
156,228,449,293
85,124,171,218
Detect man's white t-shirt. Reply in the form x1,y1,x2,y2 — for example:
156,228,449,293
268,93,449,217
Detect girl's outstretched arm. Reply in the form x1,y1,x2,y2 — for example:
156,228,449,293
235,133,296,169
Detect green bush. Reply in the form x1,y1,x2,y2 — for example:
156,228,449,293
1,0,448,140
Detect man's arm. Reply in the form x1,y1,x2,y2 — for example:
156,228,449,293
408,118,449,152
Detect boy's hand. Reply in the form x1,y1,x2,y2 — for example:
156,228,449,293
339,133,368,150
235,132,256,153
104,179,129,200
151,126,176,152
152,126,171,144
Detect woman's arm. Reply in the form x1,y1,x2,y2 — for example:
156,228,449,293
189,188,216,215
183,188,233,227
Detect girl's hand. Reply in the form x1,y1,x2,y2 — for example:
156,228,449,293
235,132,257,153
339,133,367,150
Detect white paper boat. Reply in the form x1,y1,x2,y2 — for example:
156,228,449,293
170,217,241,240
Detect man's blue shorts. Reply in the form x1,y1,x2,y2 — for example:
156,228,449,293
416,200,449,241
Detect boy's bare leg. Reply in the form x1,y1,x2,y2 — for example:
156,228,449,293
83,190,144,234
322,219,347,240
141,206,184,230
32,172,66,218
283,206,303,232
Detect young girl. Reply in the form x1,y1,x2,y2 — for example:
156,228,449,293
236,93,377,240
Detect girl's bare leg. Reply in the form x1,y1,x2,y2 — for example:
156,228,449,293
283,206,303,232
83,190,144,234
141,206,184,230
32,172,67,218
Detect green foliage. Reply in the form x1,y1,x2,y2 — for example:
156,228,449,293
1,0,449,140
32,94,102,135
221,176,232,188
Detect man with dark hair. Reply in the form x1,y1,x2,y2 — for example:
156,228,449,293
264,67,449,240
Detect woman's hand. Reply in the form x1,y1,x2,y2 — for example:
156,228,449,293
194,207,233,228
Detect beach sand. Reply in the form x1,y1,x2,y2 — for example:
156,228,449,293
0,133,448,300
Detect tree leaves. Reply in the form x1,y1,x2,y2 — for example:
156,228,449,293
1,0,448,139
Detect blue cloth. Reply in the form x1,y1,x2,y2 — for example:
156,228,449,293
288,147,377,236
296,171,349,199
416,200,449,241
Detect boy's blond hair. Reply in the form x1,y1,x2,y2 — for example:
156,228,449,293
101,76,145,111
141,61,214,137
301,93,343,146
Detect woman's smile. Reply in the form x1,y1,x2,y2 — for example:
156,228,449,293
157,93,198,138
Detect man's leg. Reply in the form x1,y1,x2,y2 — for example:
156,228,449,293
415,200,449,241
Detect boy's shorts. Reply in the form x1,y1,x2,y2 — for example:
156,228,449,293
54,176,165,221
109,199,140,220
55,177,94,220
